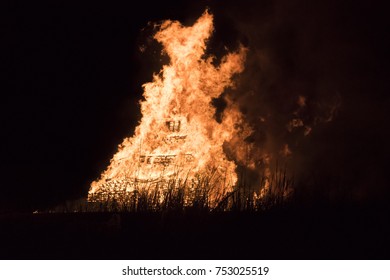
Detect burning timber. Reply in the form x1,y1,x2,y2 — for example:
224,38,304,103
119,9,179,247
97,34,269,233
88,118,226,207
88,11,248,208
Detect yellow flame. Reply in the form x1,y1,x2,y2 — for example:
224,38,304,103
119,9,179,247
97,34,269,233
89,11,247,204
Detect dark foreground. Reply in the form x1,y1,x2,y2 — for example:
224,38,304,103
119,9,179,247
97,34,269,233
0,204,389,259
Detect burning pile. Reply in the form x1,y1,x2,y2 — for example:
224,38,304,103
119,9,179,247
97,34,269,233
88,11,249,207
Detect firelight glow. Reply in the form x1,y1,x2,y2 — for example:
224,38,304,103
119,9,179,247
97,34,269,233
88,11,254,205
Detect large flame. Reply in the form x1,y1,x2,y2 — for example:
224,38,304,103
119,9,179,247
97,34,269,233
88,11,247,205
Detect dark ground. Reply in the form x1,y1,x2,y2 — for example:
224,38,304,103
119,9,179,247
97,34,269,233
1,202,389,259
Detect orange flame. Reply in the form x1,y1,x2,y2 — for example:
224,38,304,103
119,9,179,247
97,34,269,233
88,11,247,204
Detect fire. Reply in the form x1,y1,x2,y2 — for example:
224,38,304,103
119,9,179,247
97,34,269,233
88,11,247,206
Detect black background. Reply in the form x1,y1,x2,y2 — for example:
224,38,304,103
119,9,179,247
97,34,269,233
2,0,389,212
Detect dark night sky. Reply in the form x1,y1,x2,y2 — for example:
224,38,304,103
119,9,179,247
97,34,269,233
2,0,389,211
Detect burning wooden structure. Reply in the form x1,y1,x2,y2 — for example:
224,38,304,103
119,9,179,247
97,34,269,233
88,11,248,207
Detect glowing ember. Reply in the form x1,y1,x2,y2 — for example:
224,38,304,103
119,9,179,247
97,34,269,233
88,11,247,206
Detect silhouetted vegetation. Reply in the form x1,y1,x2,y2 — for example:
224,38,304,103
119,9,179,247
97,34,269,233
1,167,388,260
59,166,294,213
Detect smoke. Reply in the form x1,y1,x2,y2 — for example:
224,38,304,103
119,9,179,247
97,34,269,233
205,1,342,186
201,0,388,201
